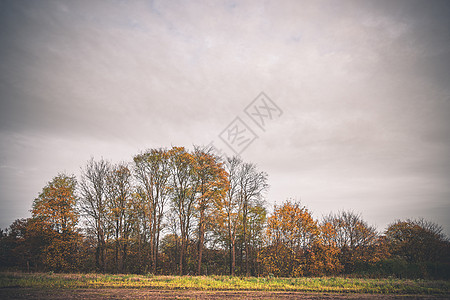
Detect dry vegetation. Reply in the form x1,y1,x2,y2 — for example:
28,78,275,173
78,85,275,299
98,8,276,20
0,272,449,296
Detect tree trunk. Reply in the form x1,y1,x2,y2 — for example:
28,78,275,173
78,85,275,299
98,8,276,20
115,223,120,273
243,201,249,276
122,242,127,273
102,238,106,273
229,243,233,275
149,215,155,274
95,245,100,271
179,218,186,276
245,241,249,276
155,221,161,274
98,225,106,273
115,240,119,273
197,238,203,275
179,237,184,275
197,211,205,275
151,206,158,274
231,239,236,276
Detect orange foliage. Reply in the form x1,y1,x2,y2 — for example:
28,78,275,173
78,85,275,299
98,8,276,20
25,174,82,272
32,174,78,233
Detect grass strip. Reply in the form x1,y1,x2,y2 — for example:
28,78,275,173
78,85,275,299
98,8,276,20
0,272,448,295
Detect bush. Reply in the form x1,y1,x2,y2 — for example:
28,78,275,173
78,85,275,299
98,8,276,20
354,258,450,279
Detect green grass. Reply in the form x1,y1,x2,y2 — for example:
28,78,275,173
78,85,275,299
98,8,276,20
0,272,448,295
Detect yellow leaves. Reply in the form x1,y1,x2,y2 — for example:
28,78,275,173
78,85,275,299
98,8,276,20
32,174,78,234
267,200,318,246
262,200,346,277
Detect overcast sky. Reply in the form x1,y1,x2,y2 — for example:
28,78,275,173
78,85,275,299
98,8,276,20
1,0,449,235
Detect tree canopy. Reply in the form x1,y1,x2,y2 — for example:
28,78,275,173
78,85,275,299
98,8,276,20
1,146,449,279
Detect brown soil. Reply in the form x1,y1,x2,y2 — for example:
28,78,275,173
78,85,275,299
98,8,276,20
0,288,446,300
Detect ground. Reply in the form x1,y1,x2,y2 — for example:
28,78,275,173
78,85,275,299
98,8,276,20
0,288,447,300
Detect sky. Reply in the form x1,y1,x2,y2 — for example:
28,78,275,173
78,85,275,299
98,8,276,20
1,0,449,235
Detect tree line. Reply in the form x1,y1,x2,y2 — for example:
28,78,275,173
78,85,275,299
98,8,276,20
0,146,449,279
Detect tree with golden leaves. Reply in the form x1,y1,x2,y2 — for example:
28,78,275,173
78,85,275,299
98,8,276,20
192,146,229,275
32,174,78,233
307,221,343,275
31,173,81,271
264,200,318,277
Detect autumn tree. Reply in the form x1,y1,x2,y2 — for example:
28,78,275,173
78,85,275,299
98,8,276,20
385,218,449,264
0,218,36,271
79,158,111,272
31,174,81,271
308,221,343,275
6,144,450,278
32,174,78,233
191,146,228,275
264,200,318,277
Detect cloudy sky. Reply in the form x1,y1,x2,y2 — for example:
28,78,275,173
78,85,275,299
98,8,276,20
1,0,449,235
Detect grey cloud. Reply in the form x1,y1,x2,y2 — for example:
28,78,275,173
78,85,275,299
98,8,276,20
1,0,449,234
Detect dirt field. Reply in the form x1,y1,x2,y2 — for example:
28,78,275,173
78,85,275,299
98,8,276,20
0,288,446,300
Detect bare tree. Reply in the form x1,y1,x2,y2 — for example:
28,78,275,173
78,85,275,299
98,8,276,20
79,158,111,272
385,218,447,263
323,211,377,250
168,146,196,275
239,162,268,276
133,148,170,274
213,156,268,276
105,162,133,273
322,211,378,272
221,155,242,276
